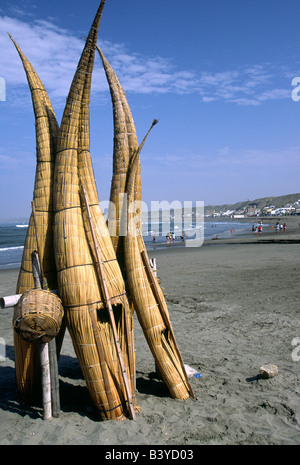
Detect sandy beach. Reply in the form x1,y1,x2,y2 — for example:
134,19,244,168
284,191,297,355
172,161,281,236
0,216,299,446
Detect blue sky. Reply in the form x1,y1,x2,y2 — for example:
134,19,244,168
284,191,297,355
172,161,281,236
1,0,300,219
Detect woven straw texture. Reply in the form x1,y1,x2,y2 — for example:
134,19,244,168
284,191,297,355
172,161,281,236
124,152,191,400
96,49,192,400
13,289,63,344
9,35,60,402
97,46,140,267
53,0,136,420
11,0,192,416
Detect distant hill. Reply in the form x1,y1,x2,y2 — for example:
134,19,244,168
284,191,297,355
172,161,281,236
204,193,300,214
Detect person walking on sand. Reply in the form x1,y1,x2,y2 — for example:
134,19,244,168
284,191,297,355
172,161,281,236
283,223,287,232
275,221,280,233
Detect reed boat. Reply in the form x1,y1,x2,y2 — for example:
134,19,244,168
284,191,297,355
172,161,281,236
9,35,60,402
97,48,195,400
53,0,136,420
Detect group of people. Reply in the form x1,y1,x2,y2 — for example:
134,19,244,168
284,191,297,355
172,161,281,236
252,221,287,235
252,222,263,234
151,231,186,244
164,232,185,244
275,221,287,233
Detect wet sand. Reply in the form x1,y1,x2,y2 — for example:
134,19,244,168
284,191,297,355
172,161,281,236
0,216,299,445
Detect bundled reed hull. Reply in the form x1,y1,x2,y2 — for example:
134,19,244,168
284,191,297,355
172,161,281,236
97,50,192,399
124,154,192,400
97,46,140,265
54,0,135,419
9,36,60,402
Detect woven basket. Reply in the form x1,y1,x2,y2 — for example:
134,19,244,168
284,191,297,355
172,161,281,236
13,289,64,344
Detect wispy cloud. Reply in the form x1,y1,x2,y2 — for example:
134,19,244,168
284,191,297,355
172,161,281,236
142,145,300,175
0,14,295,108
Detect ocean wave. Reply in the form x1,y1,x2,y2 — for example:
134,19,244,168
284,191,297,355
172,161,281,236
16,225,28,228
0,246,24,252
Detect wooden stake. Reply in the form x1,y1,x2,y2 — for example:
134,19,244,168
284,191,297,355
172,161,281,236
48,338,60,418
31,199,61,418
39,343,52,420
31,251,52,420
141,249,196,399
31,201,47,289
81,185,136,420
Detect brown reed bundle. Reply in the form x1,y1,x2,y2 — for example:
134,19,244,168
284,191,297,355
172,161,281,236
96,46,140,265
9,35,60,402
54,0,136,420
79,36,136,417
124,126,195,401
96,50,193,399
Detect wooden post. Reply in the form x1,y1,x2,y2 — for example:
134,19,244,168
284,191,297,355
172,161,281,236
39,343,52,420
31,251,52,420
31,199,61,418
48,338,60,417
149,257,157,277
81,185,136,420
141,249,196,399
0,294,22,308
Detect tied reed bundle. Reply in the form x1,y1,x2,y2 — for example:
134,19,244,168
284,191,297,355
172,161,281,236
9,0,194,419
124,126,195,401
54,0,136,420
9,35,60,402
97,49,193,400
97,46,140,269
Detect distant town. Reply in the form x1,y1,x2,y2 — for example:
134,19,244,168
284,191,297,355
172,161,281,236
204,193,300,218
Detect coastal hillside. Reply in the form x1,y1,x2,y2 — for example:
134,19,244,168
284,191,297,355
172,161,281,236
205,193,300,216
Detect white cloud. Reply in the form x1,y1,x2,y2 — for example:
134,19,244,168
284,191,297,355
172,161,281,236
0,13,295,109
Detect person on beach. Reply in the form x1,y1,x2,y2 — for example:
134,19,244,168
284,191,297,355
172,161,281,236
283,223,287,232
275,222,280,233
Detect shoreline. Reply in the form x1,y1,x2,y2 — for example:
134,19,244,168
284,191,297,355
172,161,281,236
146,215,300,251
0,219,299,444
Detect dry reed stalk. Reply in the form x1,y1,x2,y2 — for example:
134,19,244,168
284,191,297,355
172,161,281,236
54,0,135,419
96,46,140,262
78,35,136,417
124,125,194,400
81,186,135,419
9,35,60,402
95,49,191,399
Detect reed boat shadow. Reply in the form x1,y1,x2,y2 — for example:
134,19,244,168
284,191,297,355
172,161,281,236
136,370,170,398
0,348,98,420
0,363,42,419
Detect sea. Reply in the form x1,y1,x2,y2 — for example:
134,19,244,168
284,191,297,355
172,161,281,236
0,219,260,270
